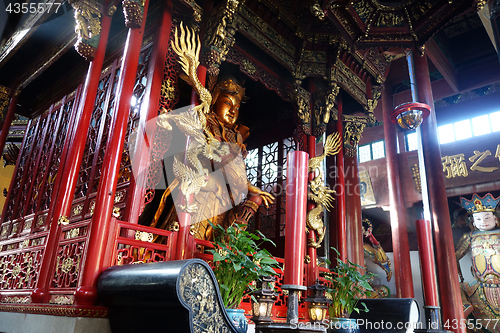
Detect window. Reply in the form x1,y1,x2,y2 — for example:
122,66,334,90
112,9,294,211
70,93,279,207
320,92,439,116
437,110,500,144
472,115,491,136
244,137,296,239
490,111,500,132
358,140,385,162
406,131,418,152
438,124,455,144
454,119,472,141
358,145,371,163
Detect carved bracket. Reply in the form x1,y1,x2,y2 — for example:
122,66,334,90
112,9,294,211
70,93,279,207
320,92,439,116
343,115,368,157
291,84,311,136
202,0,242,77
122,0,145,29
312,84,340,137
69,0,103,60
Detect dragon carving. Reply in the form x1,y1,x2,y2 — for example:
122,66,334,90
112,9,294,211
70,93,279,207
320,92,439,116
156,24,231,214
306,132,342,248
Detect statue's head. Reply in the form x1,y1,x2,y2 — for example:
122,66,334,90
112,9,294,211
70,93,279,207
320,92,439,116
211,78,245,128
460,193,500,231
472,211,498,231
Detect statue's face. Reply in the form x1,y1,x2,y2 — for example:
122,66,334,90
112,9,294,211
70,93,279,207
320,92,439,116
214,93,240,127
473,211,498,231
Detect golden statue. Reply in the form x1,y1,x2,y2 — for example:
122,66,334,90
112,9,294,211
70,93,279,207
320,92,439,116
153,24,274,241
455,193,500,323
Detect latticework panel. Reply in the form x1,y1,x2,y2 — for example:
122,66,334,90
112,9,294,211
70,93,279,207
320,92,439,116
119,45,153,185
3,118,39,223
1,89,79,231
51,240,85,288
144,20,181,203
245,148,259,185
74,70,114,199
0,246,44,290
91,67,120,194
38,97,76,213
13,116,48,220
261,142,279,193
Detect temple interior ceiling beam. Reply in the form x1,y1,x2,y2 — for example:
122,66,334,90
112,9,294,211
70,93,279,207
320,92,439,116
426,38,459,93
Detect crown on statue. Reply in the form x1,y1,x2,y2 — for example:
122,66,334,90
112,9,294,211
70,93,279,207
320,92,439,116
211,78,245,105
460,193,500,214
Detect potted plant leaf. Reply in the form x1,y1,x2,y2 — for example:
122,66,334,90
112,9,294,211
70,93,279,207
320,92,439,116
325,248,375,333
208,222,280,333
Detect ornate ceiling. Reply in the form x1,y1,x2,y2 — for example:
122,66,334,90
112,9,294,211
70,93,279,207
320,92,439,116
325,0,479,50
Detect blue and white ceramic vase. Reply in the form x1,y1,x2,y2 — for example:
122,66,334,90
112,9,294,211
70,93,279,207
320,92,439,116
328,317,359,333
226,308,248,333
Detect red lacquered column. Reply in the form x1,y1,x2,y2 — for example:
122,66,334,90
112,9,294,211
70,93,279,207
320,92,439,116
283,151,309,323
415,219,440,328
173,65,207,261
382,83,414,298
74,2,150,306
327,120,338,255
124,0,173,224
413,52,464,333
306,135,318,290
344,153,364,267
0,90,18,158
31,9,112,304
335,94,347,262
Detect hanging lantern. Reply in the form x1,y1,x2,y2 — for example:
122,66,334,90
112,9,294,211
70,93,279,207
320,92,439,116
390,102,430,130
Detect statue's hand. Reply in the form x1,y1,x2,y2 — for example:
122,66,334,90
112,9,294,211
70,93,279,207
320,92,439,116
259,190,275,209
248,183,275,208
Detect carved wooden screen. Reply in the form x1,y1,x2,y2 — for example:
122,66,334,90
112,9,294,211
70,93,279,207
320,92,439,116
71,43,153,222
244,137,295,245
0,89,80,239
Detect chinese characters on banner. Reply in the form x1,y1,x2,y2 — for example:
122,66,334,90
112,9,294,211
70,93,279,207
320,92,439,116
442,144,500,179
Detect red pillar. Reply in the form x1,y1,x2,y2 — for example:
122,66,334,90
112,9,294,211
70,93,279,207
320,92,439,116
283,151,309,287
306,134,318,289
31,9,112,303
382,83,414,298
75,1,150,305
413,52,464,333
123,0,173,224
335,94,347,262
415,219,439,307
0,91,18,158
344,153,364,267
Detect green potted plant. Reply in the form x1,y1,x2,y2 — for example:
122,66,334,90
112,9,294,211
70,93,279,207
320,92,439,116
208,222,280,333
325,248,375,333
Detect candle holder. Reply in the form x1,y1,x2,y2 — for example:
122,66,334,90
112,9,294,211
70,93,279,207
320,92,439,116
251,276,278,324
304,280,332,324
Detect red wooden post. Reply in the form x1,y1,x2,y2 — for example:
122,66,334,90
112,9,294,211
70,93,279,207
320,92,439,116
74,1,150,306
413,52,464,333
344,153,364,267
283,152,309,279
283,151,308,323
31,9,113,303
306,135,318,290
335,94,347,262
382,82,414,298
415,219,440,328
123,0,173,224
0,90,18,159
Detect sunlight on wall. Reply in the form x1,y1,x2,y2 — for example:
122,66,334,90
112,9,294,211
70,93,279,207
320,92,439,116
0,157,15,213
